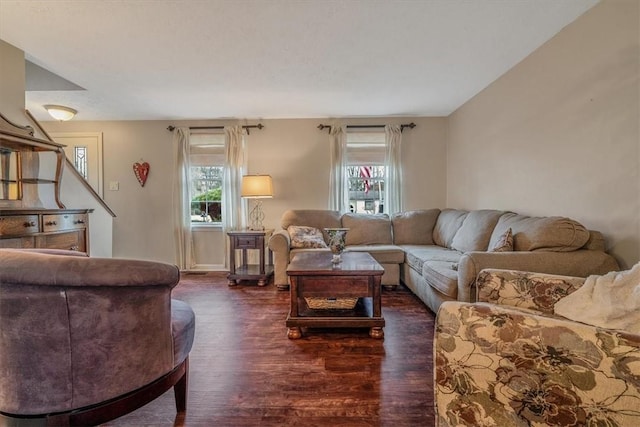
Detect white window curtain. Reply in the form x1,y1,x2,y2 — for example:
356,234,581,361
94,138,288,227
384,124,403,215
222,125,247,268
328,125,349,213
172,127,193,270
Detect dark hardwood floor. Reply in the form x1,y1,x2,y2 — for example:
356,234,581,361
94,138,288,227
105,272,436,426
3,272,436,427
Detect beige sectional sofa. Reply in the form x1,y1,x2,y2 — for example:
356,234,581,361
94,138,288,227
268,208,620,313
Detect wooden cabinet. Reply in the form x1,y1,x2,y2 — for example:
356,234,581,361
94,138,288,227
0,209,91,253
0,111,92,254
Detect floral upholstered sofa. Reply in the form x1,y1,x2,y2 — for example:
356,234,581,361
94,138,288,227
268,209,619,313
434,269,640,427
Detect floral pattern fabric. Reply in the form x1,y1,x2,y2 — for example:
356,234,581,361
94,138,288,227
287,226,328,249
435,269,640,426
476,269,585,314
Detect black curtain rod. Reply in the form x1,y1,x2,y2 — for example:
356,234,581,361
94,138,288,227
317,122,416,132
167,124,264,134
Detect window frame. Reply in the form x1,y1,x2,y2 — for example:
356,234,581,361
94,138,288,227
346,131,386,214
188,133,225,228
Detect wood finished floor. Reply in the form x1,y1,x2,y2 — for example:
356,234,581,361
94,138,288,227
102,272,437,427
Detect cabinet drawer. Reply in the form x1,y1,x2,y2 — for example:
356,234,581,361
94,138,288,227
0,215,40,236
236,236,257,249
38,230,85,252
43,213,87,232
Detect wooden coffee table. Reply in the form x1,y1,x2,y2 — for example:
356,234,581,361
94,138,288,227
286,251,385,339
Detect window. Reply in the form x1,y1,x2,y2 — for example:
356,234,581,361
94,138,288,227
74,146,88,180
346,131,385,214
189,134,225,224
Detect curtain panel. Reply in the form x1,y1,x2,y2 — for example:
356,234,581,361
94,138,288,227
222,125,247,268
328,125,348,213
384,124,403,215
172,127,193,270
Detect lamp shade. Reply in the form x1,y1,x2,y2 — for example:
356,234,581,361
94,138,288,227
241,175,273,198
44,104,77,121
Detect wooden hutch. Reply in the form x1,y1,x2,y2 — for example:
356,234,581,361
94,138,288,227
0,113,92,254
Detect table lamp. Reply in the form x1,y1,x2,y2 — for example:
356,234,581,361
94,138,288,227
241,174,273,230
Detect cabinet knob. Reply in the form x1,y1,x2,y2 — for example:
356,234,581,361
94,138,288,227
75,219,85,224
46,221,57,226
69,245,79,251
24,221,36,227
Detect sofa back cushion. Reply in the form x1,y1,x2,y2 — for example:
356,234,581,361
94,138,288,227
433,209,468,248
488,213,590,252
391,209,441,245
450,209,504,252
341,213,393,245
280,210,342,242
583,230,606,251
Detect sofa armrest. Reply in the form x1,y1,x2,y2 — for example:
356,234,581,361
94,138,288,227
268,230,291,287
456,249,619,303
475,268,586,314
435,301,640,427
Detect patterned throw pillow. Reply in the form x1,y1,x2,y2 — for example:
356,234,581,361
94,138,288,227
491,227,514,252
287,226,328,249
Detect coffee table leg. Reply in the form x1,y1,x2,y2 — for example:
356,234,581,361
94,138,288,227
369,327,384,339
287,327,302,339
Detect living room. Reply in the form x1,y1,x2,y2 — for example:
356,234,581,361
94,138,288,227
0,0,636,272
0,0,638,426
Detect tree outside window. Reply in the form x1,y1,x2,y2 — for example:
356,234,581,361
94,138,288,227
190,166,223,223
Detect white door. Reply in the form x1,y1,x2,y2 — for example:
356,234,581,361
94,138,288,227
50,132,104,198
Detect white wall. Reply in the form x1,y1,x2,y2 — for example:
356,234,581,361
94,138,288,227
0,40,25,124
447,0,639,268
43,117,447,265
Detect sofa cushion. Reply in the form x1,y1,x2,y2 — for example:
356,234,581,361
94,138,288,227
433,209,468,248
401,245,462,274
583,230,606,251
341,213,392,245
281,210,342,242
391,209,440,245
346,244,405,264
287,226,328,249
422,261,459,298
450,209,504,252
489,213,590,252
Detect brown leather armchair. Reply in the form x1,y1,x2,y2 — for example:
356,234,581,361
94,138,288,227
0,249,196,426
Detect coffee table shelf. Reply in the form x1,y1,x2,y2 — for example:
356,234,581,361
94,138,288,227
286,252,385,339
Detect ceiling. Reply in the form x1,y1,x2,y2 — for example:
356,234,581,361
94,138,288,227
0,0,598,122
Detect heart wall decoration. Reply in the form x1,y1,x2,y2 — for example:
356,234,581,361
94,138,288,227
133,161,150,187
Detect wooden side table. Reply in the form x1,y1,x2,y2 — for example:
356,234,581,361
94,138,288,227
227,229,274,287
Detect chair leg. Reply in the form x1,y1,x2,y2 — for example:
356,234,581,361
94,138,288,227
174,357,189,413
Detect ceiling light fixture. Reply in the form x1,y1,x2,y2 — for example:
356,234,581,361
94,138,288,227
43,104,77,121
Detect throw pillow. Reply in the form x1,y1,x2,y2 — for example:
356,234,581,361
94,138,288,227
491,227,513,252
287,226,328,249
